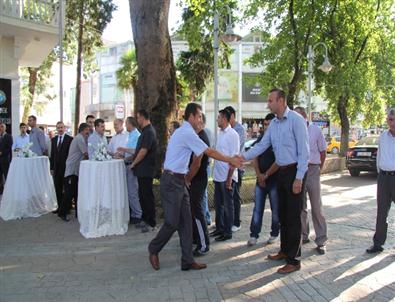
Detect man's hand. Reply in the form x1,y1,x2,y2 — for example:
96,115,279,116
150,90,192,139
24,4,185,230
226,178,233,191
117,147,126,153
230,155,243,169
185,174,192,188
50,170,54,176
257,173,266,188
292,179,303,194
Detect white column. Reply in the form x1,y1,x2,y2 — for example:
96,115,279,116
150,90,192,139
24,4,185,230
237,42,242,123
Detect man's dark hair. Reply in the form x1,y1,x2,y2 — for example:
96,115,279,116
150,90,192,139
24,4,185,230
170,121,180,129
184,103,202,121
264,113,276,121
78,123,89,133
219,109,231,122
20,123,27,128
269,88,286,101
137,109,150,120
224,106,236,117
28,115,37,121
202,113,206,125
126,116,138,128
86,115,95,121
94,118,105,127
56,121,64,126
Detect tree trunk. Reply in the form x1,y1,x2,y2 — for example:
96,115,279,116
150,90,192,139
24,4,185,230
73,1,84,135
287,69,302,109
22,67,39,123
129,0,177,177
336,94,350,157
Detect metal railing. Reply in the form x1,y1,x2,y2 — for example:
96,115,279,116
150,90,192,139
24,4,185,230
0,0,62,26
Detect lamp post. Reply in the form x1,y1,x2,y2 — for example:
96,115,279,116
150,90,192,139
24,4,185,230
213,6,241,145
307,42,333,122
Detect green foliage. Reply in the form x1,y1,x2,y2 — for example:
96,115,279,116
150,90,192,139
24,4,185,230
315,0,395,127
175,0,236,99
116,49,137,90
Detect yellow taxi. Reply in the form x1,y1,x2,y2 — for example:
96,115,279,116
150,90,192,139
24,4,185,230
326,136,358,154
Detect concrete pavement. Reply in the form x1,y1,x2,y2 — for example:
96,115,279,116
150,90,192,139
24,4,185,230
0,171,394,302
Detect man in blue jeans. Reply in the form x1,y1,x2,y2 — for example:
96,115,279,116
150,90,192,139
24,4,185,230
247,113,280,246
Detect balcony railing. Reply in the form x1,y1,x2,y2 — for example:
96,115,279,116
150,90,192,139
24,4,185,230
0,0,62,26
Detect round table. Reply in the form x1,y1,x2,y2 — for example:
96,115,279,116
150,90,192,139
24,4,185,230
0,156,57,220
78,159,129,238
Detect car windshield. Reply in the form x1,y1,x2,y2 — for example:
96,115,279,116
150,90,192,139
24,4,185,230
356,136,379,146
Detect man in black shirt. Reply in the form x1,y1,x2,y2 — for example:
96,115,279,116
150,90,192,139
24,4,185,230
247,113,280,246
188,120,211,256
131,109,157,233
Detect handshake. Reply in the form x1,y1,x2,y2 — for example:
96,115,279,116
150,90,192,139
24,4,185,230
229,155,244,169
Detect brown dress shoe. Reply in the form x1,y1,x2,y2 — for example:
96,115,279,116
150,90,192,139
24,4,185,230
149,253,160,270
267,252,287,261
181,262,207,271
277,263,301,274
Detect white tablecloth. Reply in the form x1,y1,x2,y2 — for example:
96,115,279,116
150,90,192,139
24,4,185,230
0,156,57,220
78,159,129,238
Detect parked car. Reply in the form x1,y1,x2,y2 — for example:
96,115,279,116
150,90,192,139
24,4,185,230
327,136,358,154
244,138,258,151
346,135,380,177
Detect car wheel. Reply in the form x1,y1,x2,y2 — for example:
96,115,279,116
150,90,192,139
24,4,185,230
349,169,360,177
331,147,339,154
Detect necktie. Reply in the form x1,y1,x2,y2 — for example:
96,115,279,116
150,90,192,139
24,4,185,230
57,136,62,150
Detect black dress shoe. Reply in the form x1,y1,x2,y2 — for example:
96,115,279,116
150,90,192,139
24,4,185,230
52,210,58,214
59,215,69,222
302,238,310,244
366,245,383,254
193,247,210,257
209,229,222,237
215,234,232,242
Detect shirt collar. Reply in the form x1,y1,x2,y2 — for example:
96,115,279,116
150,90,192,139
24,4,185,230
183,121,194,130
221,125,231,132
94,131,103,138
274,107,290,122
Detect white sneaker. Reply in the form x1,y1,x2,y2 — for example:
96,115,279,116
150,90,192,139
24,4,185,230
266,236,279,244
247,237,257,246
231,225,241,232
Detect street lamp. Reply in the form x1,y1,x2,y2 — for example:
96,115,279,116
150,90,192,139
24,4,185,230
213,6,241,144
307,42,333,122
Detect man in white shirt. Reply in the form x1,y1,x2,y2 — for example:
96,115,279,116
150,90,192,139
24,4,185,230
107,119,128,158
367,108,395,254
210,109,240,242
12,123,29,151
88,119,107,159
295,107,328,255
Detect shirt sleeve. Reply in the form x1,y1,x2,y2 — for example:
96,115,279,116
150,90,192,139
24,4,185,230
87,136,95,159
107,138,114,153
78,136,88,154
242,124,272,160
294,116,310,180
140,131,154,150
317,128,327,152
38,131,47,152
185,130,208,157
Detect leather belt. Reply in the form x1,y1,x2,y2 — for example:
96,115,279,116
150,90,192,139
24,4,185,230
308,163,320,167
380,170,395,176
278,163,297,171
164,170,186,179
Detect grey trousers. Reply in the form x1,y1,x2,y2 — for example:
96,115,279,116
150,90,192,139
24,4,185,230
373,173,395,247
126,168,142,219
301,164,328,246
148,173,194,267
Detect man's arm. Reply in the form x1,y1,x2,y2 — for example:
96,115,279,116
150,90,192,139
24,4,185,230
186,154,203,185
242,125,272,160
319,151,326,170
294,117,309,180
131,148,148,168
39,131,48,155
204,148,242,168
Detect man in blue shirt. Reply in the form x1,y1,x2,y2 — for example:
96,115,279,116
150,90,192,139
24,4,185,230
148,103,242,272
118,116,142,224
240,88,309,274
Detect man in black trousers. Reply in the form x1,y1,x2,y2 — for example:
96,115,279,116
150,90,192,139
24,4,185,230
50,122,72,215
0,123,13,194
